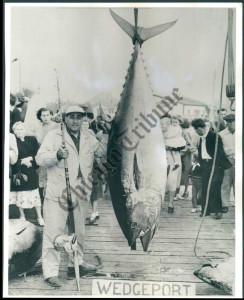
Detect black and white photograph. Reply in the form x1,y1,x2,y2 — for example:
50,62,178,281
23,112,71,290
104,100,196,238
4,2,242,297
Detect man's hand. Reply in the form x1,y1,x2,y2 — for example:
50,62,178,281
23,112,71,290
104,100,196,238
96,130,103,142
57,146,69,160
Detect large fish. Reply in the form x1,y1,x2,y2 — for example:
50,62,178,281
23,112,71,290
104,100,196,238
107,8,177,251
194,257,235,295
8,219,42,278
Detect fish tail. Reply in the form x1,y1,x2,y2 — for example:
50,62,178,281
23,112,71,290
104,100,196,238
109,9,177,45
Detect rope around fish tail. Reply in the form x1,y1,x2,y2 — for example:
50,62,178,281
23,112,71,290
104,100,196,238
193,30,231,262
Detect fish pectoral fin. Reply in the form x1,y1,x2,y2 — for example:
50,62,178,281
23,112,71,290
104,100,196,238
151,224,157,240
140,228,152,252
140,20,178,42
133,154,141,190
109,9,135,39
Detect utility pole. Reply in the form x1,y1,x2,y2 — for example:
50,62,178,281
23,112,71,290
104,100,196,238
19,58,22,93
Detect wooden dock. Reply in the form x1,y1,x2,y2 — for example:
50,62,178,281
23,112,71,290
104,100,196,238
8,191,235,296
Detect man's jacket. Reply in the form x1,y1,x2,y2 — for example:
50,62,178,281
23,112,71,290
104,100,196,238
35,126,103,201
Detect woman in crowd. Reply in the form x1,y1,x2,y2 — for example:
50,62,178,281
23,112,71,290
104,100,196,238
36,108,59,144
180,117,193,198
163,115,186,201
89,114,111,223
160,114,184,213
164,115,186,171
79,107,104,223
35,108,59,204
10,122,44,226
82,114,97,136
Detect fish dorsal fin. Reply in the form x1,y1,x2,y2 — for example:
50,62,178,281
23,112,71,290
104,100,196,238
109,9,134,39
139,20,178,42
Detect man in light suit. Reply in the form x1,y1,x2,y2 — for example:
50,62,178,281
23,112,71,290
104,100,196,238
36,106,104,287
191,118,232,220
219,114,235,212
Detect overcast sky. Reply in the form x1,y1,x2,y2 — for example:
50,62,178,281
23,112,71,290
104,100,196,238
8,4,237,109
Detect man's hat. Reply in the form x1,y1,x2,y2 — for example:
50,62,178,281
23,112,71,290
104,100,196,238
10,93,16,104
16,93,28,103
223,113,235,122
65,106,85,116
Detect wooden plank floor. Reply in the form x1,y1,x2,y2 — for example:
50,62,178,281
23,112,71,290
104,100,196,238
8,189,235,296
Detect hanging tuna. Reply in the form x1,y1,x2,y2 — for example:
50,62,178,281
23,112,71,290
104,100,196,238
107,8,177,251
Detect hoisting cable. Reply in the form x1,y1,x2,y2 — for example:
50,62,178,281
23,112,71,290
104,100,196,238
193,29,231,262
227,8,235,111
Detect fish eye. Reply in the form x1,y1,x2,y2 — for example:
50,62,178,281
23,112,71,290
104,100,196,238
131,222,137,228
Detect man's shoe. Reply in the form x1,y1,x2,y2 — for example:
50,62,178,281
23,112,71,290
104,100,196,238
222,207,229,213
168,207,174,213
79,262,98,272
172,164,180,171
45,276,62,288
214,212,222,220
197,206,202,212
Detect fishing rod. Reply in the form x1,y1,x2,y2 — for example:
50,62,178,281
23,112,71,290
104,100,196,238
54,68,81,291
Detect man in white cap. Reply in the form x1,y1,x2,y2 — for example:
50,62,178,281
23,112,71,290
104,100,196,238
36,106,104,287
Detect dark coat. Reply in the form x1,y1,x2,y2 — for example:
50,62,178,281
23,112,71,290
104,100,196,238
11,136,39,192
189,164,202,179
214,119,226,132
10,108,21,133
198,130,232,170
15,102,28,122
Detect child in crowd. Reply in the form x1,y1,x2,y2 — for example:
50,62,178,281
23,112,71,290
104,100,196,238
189,153,202,213
164,115,186,170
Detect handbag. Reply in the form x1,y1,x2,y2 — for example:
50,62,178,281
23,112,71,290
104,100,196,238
12,171,28,186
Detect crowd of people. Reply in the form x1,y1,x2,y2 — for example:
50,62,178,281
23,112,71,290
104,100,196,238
9,93,112,287
9,92,235,287
160,110,235,219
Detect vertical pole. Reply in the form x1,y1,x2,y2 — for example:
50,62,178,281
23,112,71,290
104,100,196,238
228,8,235,85
134,8,138,31
210,70,216,122
19,58,22,93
